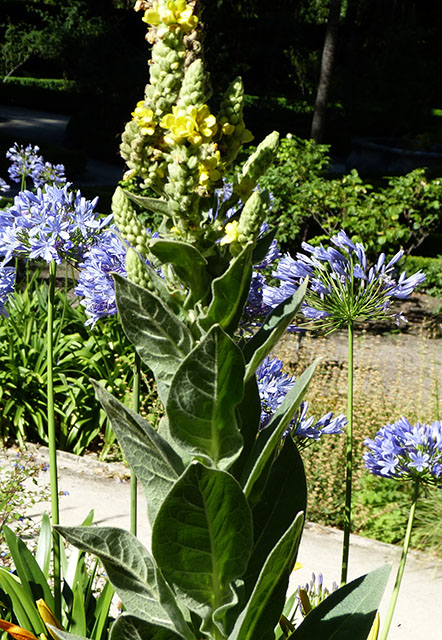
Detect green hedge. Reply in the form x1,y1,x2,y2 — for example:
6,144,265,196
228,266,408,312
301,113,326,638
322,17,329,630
402,255,442,296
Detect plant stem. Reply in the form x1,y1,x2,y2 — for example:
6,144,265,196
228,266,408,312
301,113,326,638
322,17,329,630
130,351,141,536
379,479,420,640
47,260,61,619
341,319,354,585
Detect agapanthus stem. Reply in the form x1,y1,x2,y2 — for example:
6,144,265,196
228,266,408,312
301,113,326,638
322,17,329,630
379,479,420,640
130,351,141,536
47,259,61,619
341,319,354,585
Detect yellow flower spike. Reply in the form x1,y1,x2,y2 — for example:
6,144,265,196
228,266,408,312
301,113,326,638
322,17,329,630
0,620,39,640
220,220,239,246
367,611,380,640
36,599,63,639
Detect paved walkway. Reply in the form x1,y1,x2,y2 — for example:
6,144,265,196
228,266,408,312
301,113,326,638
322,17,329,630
10,447,442,640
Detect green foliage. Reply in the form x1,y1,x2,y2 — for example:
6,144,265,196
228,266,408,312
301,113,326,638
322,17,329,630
0,272,135,455
354,473,410,545
402,255,442,297
0,447,50,565
296,168,442,258
0,514,114,639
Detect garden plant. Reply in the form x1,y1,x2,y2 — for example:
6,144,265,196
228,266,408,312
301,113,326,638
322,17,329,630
0,1,438,639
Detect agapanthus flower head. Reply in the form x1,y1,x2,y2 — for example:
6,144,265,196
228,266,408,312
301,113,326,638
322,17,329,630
75,226,159,326
262,229,425,332
0,183,110,265
256,356,346,447
364,417,442,486
0,262,15,318
6,143,66,188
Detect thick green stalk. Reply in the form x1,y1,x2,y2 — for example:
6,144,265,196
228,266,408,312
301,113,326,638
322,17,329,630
340,319,354,585
47,259,61,619
379,479,420,640
130,351,141,536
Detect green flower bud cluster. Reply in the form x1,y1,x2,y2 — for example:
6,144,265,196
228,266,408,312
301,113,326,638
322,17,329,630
237,190,267,246
217,77,253,166
236,131,280,200
145,32,187,118
120,121,167,191
112,187,150,257
125,247,155,290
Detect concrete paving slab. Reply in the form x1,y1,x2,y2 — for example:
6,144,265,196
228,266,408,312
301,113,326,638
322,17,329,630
4,446,441,640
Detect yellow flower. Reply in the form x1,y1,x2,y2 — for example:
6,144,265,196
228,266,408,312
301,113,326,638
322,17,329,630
160,105,217,146
132,101,156,136
220,220,239,246
0,620,39,640
36,599,63,640
142,1,198,33
198,150,223,186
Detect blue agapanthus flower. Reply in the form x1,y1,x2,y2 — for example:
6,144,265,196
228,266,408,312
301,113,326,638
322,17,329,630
364,418,442,485
0,183,111,265
262,229,426,332
0,262,15,317
256,356,346,447
6,143,66,188
0,178,10,193
75,228,128,326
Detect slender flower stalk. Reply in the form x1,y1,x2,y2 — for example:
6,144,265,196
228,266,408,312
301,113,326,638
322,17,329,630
379,479,419,640
46,259,61,620
341,319,354,585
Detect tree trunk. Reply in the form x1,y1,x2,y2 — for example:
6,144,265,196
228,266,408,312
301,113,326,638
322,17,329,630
310,0,342,143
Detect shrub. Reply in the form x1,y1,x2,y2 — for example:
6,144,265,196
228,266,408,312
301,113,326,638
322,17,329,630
402,255,442,297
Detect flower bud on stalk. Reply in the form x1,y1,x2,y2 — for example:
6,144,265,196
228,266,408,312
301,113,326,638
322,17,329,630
126,247,155,290
236,131,279,200
112,187,149,257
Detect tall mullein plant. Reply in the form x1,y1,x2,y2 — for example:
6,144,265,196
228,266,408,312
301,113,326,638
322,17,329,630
52,3,390,640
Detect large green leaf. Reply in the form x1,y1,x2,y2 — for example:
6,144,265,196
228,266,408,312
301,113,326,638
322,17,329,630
48,628,90,640
199,244,253,335
148,238,210,303
93,382,184,523
288,565,391,640
244,438,307,597
152,463,253,629
229,512,304,640
114,274,194,404
241,360,318,502
230,375,262,481
109,614,184,640
167,325,244,468
55,526,172,630
242,280,308,382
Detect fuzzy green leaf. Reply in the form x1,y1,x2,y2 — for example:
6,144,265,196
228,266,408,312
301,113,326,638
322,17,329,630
152,463,253,627
245,437,307,596
243,279,308,382
124,190,171,216
199,244,253,334
55,526,172,629
148,238,210,302
114,274,194,404
167,324,244,468
93,382,184,523
288,565,391,640
48,628,90,640
229,511,304,640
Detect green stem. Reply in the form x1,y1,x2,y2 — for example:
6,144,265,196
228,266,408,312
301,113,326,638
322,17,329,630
47,260,61,619
130,351,141,536
341,319,354,585
379,479,420,640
